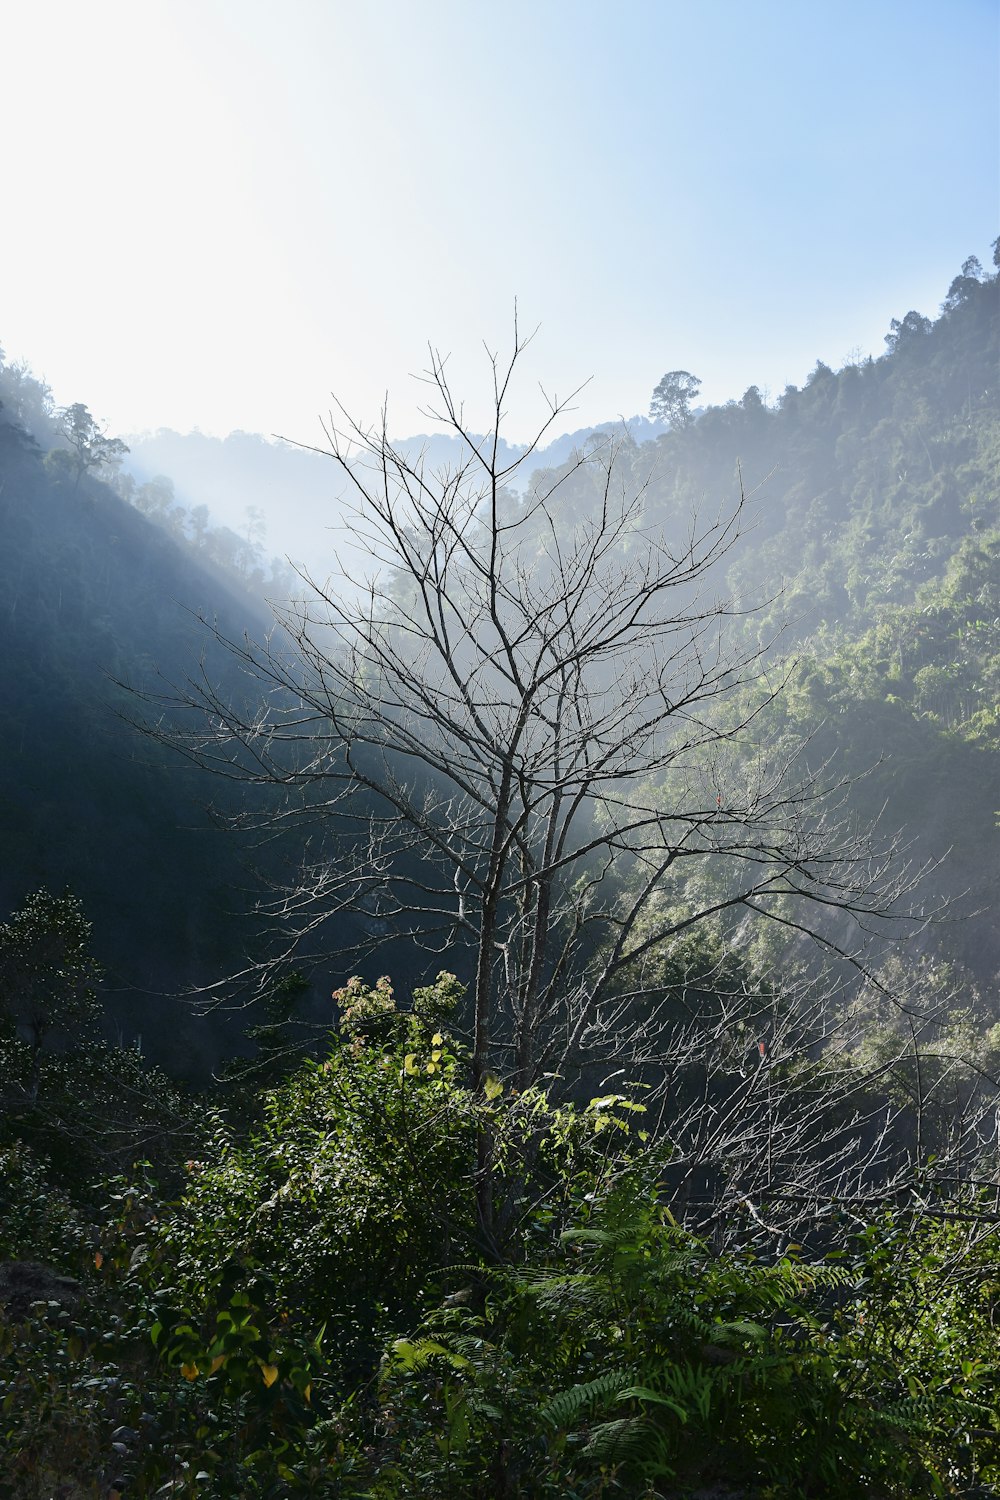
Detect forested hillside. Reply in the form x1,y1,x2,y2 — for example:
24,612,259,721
0,367,294,1071
2,248,996,1073
1,249,998,1497
529,248,1000,988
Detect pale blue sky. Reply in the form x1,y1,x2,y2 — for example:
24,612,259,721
2,0,997,444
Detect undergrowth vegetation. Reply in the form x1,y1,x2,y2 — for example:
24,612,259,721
1,969,998,1497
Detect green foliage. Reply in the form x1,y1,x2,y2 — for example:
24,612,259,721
0,1038,194,1199
369,1188,1000,1497
0,890,195,1205
0,1141,84,1266
133,974,479,1422
0,888,102,1058
131,971,643,1427
1,958,997,1497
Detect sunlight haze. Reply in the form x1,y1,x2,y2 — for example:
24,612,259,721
3,0,997,444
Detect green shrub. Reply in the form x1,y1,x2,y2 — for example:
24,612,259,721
365,1190,1000,1498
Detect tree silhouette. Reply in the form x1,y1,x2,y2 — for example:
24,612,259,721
57,403,129,488
649,369,701,428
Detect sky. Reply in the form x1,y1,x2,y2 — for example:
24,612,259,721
2,0,998,448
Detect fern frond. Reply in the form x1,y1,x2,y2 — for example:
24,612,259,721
713,1317,767,1344
388,1336,471,1373
580,1414,647,1462
561,1226,628,1247
514,1268,600,1293
857,1389,990,1440
658,1302,714,1341
617,1385,688,1421
540,1370,631,1431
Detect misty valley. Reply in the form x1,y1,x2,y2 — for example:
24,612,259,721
0,249,998,1496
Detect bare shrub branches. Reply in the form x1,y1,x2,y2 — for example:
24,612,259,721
143,333,928,1105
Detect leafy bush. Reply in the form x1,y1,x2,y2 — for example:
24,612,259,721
366,1190,1000,1498
0,1141,84,1268
2,965,998,1498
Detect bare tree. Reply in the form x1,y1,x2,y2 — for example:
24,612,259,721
154,330,922,1096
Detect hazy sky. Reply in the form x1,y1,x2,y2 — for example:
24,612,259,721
3,0,997,446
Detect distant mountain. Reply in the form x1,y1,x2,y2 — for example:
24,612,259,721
123,417,668,589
